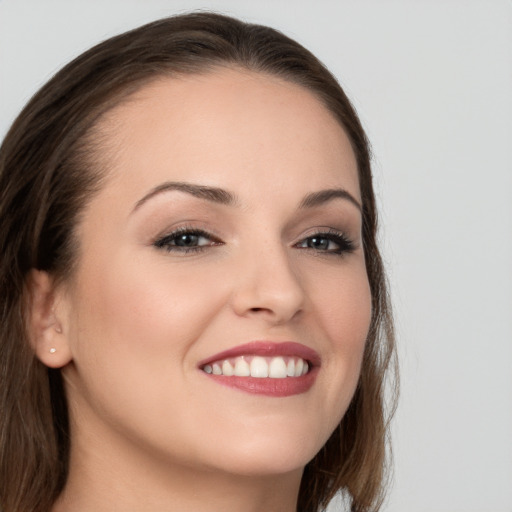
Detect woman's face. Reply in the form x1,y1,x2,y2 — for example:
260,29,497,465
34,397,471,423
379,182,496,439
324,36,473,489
56,69,371,477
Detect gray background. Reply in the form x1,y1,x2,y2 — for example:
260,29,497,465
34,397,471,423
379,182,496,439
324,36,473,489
1,1,511,511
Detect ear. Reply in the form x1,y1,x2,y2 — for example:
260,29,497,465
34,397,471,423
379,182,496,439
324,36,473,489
26,269,73,368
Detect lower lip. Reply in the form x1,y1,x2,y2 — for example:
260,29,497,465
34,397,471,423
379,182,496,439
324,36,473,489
202,367,319,397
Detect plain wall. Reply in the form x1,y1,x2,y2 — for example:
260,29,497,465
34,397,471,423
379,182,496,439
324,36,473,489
1,1,511,511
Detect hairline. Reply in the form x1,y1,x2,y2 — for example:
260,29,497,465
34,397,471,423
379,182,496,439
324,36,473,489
64,63,365,276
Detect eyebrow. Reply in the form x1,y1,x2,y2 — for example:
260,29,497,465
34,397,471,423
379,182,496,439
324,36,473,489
299,188,362,212
132,181,362,213
132,181,238,212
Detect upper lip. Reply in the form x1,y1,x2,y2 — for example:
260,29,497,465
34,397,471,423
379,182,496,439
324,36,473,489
198,341,322,368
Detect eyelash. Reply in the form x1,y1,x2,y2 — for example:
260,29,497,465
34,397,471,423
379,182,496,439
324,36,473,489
294,229,356,255
153,227,222,254
153,227,355,256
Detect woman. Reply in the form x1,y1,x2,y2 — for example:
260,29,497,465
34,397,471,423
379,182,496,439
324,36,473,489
0,12,395,512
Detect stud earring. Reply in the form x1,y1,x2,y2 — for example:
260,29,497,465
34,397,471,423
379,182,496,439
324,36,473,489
49,348,57,354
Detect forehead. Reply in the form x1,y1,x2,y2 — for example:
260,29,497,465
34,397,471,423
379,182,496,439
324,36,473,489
94,67,360,205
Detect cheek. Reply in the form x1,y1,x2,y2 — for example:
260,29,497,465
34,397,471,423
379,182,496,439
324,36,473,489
307,262,372,400
311,260,371,346
68,252,228,370
64,252,232,441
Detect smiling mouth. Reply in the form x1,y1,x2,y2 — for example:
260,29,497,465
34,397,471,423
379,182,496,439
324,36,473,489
202,355,310,378
198,341,320,397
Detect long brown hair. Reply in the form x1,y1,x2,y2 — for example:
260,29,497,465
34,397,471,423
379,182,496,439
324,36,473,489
0,12,396,512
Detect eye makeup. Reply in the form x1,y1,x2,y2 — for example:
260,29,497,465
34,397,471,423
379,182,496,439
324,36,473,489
293,228,356,256
152,224,356,258
153,226,223,254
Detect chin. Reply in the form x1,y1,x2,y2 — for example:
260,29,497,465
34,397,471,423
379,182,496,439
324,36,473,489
206,449,314,478
195,422,331,478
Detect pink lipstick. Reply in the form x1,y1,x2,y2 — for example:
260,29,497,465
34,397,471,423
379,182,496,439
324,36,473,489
198,341,321,397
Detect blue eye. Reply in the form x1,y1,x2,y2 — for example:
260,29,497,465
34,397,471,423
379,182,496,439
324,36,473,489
296,231,355,255
154,228,221,253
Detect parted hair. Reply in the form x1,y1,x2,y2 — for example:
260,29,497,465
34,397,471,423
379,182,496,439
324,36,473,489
0,12,396,512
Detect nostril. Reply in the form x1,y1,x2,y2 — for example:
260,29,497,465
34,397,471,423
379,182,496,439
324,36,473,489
230,268,305,323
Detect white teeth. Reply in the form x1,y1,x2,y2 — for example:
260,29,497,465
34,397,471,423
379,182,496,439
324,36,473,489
222,360,234,376
269,357,288,378
286,359,295,377
250,356,269,378
234,357,251,377
295,358,304,377
203,356,310,378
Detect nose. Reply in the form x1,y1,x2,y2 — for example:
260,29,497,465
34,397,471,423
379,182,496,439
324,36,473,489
230,243,305,324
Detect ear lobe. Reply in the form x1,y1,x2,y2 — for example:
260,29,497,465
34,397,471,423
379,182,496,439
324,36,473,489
26,269,73,368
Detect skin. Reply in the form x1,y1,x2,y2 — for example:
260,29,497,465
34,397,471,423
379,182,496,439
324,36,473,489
32,68,372,512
